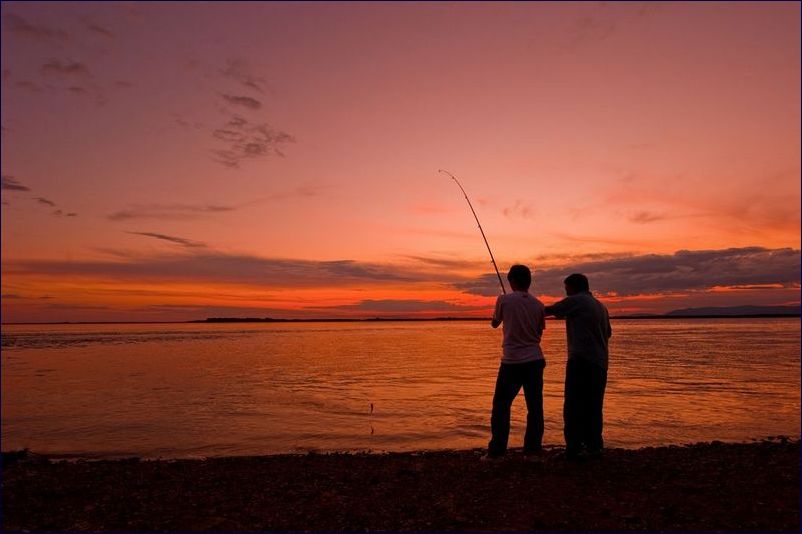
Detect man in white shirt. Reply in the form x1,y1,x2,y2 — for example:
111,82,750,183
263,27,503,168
486,264,547,459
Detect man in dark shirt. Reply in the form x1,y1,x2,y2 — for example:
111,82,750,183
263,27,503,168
545,273,612,459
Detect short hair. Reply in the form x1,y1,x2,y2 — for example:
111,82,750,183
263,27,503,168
564,273,589,292
507,264,532,290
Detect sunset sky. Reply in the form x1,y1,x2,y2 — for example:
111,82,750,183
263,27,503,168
1,1,800,322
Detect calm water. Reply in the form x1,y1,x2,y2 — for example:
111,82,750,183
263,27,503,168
1,319,799,458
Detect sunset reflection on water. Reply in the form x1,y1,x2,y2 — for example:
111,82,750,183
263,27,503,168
1,318,799,458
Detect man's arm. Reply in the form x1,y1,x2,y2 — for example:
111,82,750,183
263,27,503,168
491,295,503,328
545,297,573,319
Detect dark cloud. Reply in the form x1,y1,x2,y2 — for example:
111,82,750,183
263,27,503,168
634,1,666,17
221,94,262,110
41,59,91,78
127,231,206,249
220,59,266,93
51,209,77,217
140,303,312,319
530,251,630,264
108,203,236,221
38,302,113,312
5,252,436,288
456,247,802,297
211,115,294,168
91,247,146,259
84,20,114,38
67,85,88,95
629,211,668,224
501,200,534,219
562,15,616,52
403,255,484,270
15,80,43,92
454,274,509,297
35,197,56,207
1,175,30,191
0,293,53,302
2,12,69,42
109,187,324,222
312,299,486,313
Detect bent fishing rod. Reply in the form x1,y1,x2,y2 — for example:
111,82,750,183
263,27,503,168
439,169,506,295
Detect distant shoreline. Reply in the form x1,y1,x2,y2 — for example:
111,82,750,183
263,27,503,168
1,313,799,325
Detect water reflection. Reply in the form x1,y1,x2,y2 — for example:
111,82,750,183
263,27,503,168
1,319,799,457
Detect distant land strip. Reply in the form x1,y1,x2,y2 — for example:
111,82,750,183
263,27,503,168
2,306,798,325
192,313,800,323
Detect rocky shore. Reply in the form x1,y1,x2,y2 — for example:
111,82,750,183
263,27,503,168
2,438,798,532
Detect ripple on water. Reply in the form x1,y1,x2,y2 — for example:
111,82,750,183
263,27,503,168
1,319,799,457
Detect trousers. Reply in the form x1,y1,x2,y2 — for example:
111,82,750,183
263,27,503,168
564,357,607,454
488,359,545,455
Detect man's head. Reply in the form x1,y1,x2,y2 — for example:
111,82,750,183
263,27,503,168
507,264,532,291
563,273,589,296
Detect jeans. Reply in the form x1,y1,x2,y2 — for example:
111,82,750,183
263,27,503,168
488,359,546,456
564,357,607,455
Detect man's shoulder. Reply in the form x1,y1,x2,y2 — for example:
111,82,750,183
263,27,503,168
509,292,543,303
585,292,608,308
521,294,545,313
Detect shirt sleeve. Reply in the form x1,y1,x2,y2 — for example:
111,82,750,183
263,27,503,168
546,296,575,319
492,295,503,323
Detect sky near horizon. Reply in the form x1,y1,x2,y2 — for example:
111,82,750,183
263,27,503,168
1,1,800,322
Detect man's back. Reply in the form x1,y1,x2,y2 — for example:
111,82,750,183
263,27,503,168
493,291,546,364
547,291,611,369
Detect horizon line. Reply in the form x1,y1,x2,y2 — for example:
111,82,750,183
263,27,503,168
2,312,800,326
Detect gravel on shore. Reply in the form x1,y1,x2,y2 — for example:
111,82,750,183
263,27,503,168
2,438,799,532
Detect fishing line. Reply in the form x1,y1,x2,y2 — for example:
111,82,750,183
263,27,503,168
439,169,506,295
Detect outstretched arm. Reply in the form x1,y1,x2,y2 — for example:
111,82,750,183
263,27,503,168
545,298,573,319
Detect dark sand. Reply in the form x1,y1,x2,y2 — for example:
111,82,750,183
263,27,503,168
2,438,798,532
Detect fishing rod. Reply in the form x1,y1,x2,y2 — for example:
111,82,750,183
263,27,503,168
439,169,506,295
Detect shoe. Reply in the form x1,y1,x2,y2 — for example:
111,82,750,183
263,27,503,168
585,448,603,460
553,449,585,462
480,452,505,463
523,449,545,462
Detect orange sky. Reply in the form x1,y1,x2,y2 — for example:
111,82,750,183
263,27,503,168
1,1,800,322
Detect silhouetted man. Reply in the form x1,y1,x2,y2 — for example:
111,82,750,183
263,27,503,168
485,264,546,459
545,273,611,460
